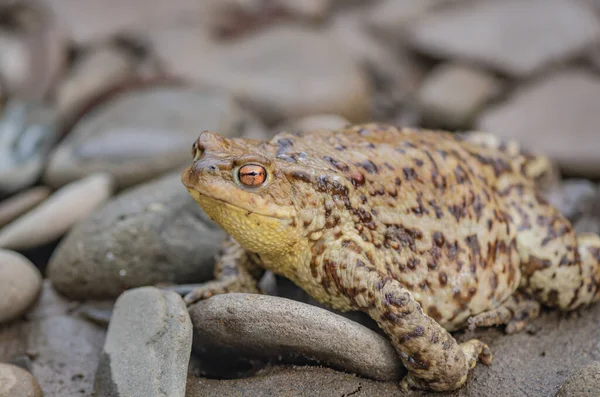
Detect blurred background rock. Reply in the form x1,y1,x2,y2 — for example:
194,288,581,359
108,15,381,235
0,0,599,396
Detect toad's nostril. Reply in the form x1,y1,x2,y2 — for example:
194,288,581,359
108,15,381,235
209,165,218,172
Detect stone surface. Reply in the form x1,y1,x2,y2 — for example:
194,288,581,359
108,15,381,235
41,0,213,44
557,361,600,396
47,170,224,300
188,302,600,396
44,85,248,189
186,365,400,397
0,363,43,397
407,0,600,77
543,179,598,222
0,249,42,324
0,173,115,250
0,186,51,228
93,287,192,397
477,69,600,177
328,8,423,98
366,0,445,39
0,101,59,194
0,1,67,101
417,62,501,128
274,114,350,135
188,293,403,382
55,45,138,123
24,308,106,396
152,25,372,124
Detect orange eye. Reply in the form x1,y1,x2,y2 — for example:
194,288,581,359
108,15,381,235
238,164,267,187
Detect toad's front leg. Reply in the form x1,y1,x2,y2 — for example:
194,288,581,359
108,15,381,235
319,247,492,392
166,236,264,305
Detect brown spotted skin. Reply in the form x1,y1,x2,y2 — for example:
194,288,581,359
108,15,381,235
181,123,600,392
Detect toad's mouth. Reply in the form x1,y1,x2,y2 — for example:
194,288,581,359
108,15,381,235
186,187,293,221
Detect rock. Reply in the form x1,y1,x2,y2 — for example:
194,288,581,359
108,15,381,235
417,62,501,128
406,0,600,77
41,0,218,44
476,69,600,177
24,308,106,396
186,365,401,397
189,302,600,396
543,179,598,222
188,293,403,382
153,25,372,124
327,8,423,98
55,44,138,124
0,173,115,250
0,1,66,100
47,170,224,300
274,114,350,135
93,287,192,397
0,249,42,324
44,85,248,189
556,362,600,397
0,186,51,228
366,0,447,39
0,101,59,194
0,363,43,397
278,0,332,21
25,280,78,320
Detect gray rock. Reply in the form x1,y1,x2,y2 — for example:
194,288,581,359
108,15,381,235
417,62,501,128
0,173,115,250
328,8,423,94
0,101,59,194
188,302,600,396
47,170,224,300
0,249,42,324
0,1,67,101
42,0,221,45
0,363,43,397
55,44,138,123
153,25,372,124
407,0,600,77
188,293,403,382
24,307,106,396
186,365,401,397
557,362,600,397
543,179,598,222
44,85,249,189
274,114,350,135
477,69,600,178
0,186,50,228
93,287,192,397
366,0,449,39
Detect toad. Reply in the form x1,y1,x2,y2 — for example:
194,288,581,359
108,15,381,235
180,123,600,392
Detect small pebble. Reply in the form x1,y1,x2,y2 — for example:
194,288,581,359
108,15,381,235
0,173,115,250
0,249,42,324
0,362,43,397
0,186,51,228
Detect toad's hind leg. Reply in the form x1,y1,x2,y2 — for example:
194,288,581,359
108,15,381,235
468,292,541,334
457,130,559,188
317,243,491,392
504,181,600,311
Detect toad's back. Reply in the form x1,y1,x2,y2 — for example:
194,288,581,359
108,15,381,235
267,124,522,330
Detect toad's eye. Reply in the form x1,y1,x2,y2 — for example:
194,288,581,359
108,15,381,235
192,141,203,161
238,164,267,187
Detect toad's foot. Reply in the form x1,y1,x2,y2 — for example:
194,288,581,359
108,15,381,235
400,340,492,391
468,293,541,334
